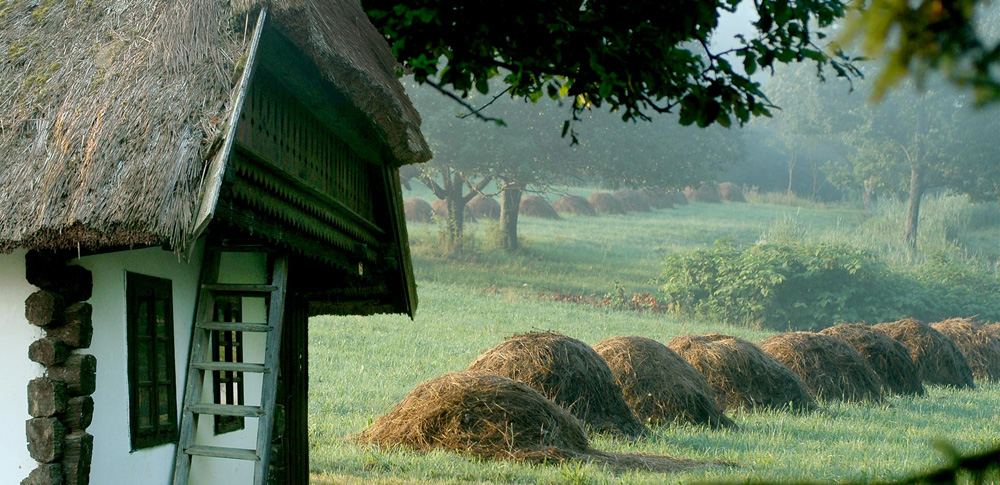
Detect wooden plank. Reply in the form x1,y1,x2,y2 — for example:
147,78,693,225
254,255,289,484
192,362,267,374
185,445,260,461
196,322,272,333
186,403,264,418
203,283,279,294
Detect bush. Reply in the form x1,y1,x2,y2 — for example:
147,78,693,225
661,240,913,330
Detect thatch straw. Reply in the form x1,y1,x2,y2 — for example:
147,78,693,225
403,198,433,223
432,199,476,223
467,195,501,220
518,195,561,220
873,319,975,389
594,336,735,429
684,185,721,203
0,0,429,252
614,189,652,212
760,332,885,403
820,323,924,396
640,189,675,209
552,195,597,216
717,183,747,203
930,318,1000,382
467,332,647,438
668,334,816,412
588,193,627,215
358,371,708,472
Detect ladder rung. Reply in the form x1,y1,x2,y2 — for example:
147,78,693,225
196,321,272,333
187,403,265,417
202,283,278,295
184,445,260,461
192,362,268,373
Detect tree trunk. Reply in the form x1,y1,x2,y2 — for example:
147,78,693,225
444,193,465,254
499,184,523,252
786,151,798,203
904,166,926,250
862,179,874,212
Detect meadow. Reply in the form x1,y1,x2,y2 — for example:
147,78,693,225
308,189,1000,484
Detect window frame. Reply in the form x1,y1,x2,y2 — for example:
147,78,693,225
125,272,180,450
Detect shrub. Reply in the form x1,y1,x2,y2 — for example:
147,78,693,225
660,240,911,330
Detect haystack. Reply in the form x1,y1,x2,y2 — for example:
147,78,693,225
467,195,501,220
518,195,562,220
432,199,477,223
760,332,884,403
552,195,597,216
667,190,689,206
668,334,816,412
359,372,705,472
641,189,675,209
718,183,747,203
820,324,924,396
588,193,627,215
983,323,1000,341
931,319,1000,382
684,184,722,203
594,336,735,429
873,319,975,388
467,332,647,437
614,189,652,212
403,198,434,223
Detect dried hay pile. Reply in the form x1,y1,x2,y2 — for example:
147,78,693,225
467,195,501,220
684,184,722,203
668,334,816,412
984,323,1000,341
820,323,924,396
552,195,597,216
432,199,477,223
641,189,675,209
467,332,646,437
588,193,627,215
717,183,747,203
873,319,975,388
668,190,689,206
760,332,885,403
614,189,652,212
403,198,433,223
518,195,562,220
594,336,735,429
931,319,1000,381
358,372,705,472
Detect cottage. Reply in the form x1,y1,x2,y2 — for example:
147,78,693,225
0,1,431,484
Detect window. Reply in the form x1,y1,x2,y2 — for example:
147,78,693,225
212,296,245,434
126,273,179,450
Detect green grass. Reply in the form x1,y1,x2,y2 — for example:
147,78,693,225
308,190,1000,483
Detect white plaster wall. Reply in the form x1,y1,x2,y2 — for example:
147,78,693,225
77,243,204,485
1,251,47,482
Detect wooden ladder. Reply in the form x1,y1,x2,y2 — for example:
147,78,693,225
172,247,289,485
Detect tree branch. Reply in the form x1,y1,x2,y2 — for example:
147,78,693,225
425,80,507,124
459,86,513,120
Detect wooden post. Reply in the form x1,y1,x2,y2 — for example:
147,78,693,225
28,378,69,418
47,354,97,396
29,338,71,367
45,303,93,349
20,463,64,485
60,397,95,433
62,432,93,485
26,291,65,327
26,418,66,463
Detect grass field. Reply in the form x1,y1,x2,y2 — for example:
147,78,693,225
308,191,1000,484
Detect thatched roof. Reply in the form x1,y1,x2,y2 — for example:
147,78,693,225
0,0,430,253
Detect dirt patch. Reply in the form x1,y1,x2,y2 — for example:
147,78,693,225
684,184,721,203
931,318,1000,382
518,195,561,219
467,195,501,220
552,195,597,216
403,198,433,223
614,189,652,212
668,334,816,412
873,318,975,389
717,182,746,203
760,332,885,403
467,331,646,438
820,323,924,396
594,336,735,429
358,371,709,472
588,193,627,215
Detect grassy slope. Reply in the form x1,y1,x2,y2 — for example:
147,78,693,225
309,195,1000,484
